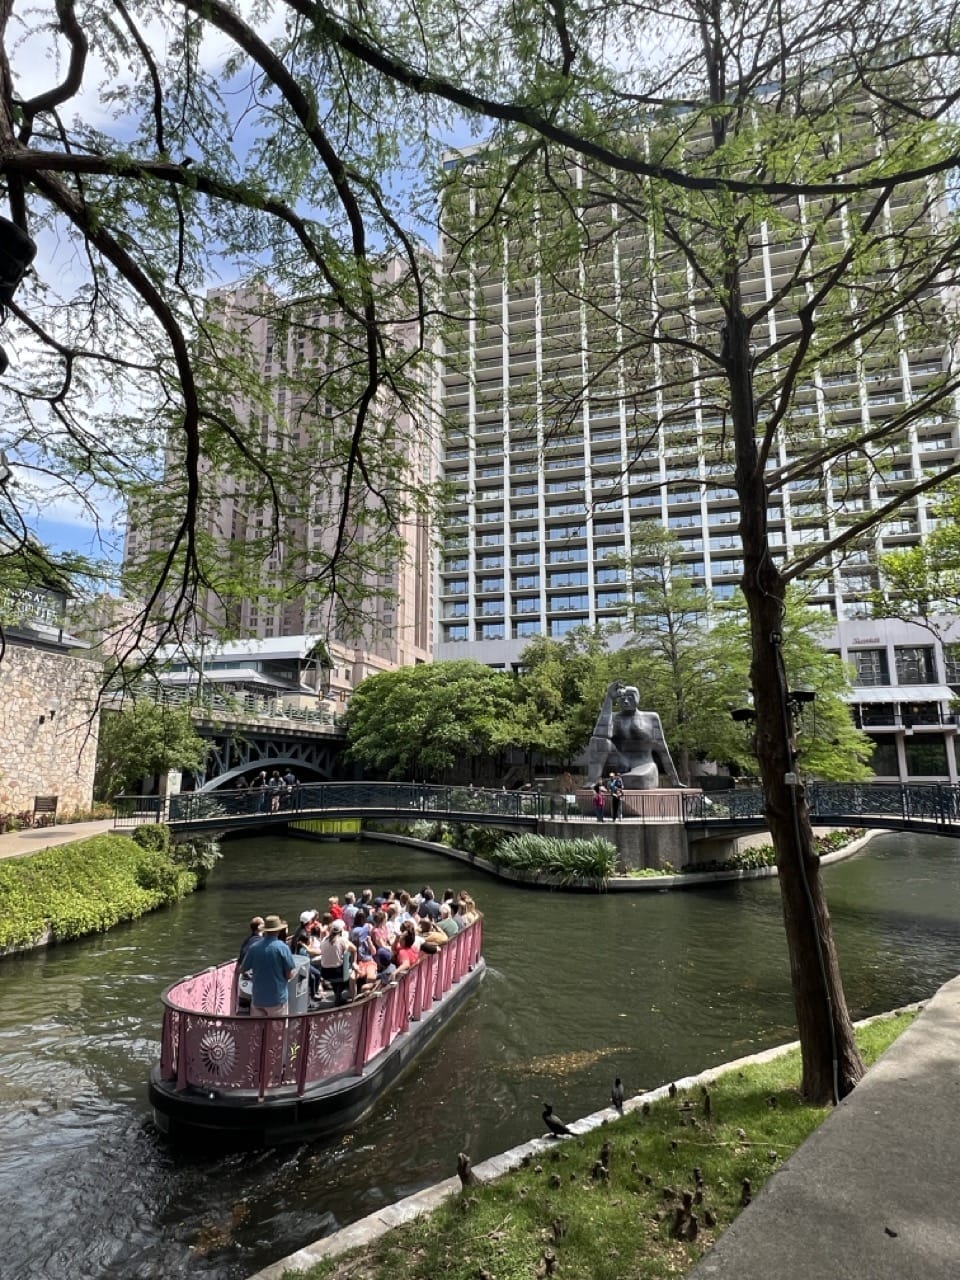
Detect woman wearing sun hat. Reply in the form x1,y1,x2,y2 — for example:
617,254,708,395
246,914,297,1017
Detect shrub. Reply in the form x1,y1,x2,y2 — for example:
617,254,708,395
131,823,173,855
171,837,222,887
492,833,618,886
0,832,205,951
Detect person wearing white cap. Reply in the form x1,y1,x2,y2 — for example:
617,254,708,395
291,910,323,1004
318,918,357,1005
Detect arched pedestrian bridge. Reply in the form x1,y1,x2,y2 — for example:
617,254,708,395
114,780,960,840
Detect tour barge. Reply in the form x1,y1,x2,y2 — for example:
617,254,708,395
149,920,484,1149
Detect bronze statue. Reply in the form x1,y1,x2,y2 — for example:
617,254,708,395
584,681,681,789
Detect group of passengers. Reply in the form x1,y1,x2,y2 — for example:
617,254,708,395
236,885,480,1015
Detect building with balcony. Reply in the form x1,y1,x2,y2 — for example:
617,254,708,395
434,125,959,678
831,618,960,783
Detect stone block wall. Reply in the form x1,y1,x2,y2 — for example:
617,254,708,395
0,642,101,815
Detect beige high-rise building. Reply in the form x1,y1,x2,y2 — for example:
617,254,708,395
125,263,437,691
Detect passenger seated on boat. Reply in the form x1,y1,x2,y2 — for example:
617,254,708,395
354,929,379,991
318,919,356,1004
370,910,391,953
376,946,397,983
342,892,358,929
437,904,459,939
417,918,448,954
292,910,324,1000
392,924,420,973
328,896,344,921
234,915,264,1014
384,902,402,940
459,894,480,926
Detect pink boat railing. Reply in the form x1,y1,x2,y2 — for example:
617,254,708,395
157,920,483,1100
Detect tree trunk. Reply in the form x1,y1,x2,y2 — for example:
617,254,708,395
728,312,865,1104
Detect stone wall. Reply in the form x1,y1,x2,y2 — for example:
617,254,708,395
0,642,102,815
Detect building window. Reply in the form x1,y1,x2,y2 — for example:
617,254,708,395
477,577,504,593
903,736,949,776
445,557,468,572
894,645,936,685
447,579,468,596
944,644,960,684
551,616,588,636
595,566,625,584
477,622,505,640
445,625,469,642
550,592,590,612
850,648,890,687
514,597,539,614
597,590,627,609
512,551,539,566
548,570,588,588
514,574,541,589
514,620,541,638
443,602,468,618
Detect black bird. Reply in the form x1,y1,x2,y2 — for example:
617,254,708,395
611,1077,625,1113
543,1103,574,1137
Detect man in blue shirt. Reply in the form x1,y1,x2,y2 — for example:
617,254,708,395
247,914,296,1016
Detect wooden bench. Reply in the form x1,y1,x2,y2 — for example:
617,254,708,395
33,795,59,827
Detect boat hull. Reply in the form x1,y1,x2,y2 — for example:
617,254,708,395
149,958,484,1149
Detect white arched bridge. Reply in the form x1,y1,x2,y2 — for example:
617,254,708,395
113,780,960,840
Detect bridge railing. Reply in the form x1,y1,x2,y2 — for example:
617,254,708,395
154,781,549,825
115,680,347,729
157,919,483,1099
682,781,960,827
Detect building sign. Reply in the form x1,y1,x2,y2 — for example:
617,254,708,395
0,585,67,631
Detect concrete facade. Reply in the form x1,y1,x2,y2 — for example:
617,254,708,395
0,641,101,816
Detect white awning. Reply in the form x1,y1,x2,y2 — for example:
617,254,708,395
846,685,957,704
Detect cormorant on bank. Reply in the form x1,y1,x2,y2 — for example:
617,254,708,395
542,1103,573,1137
611,1077,624,1113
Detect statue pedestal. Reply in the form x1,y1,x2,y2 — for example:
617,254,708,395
541,788,696,871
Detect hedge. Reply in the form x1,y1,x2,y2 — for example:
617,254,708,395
0,830,209,952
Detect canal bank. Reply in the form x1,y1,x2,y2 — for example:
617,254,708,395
249,983,949,1280
356,826,879,889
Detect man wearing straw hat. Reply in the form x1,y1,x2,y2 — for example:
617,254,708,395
247,914,296,1017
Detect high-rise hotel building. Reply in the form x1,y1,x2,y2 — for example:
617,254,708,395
125,266,437,692
434,142,958,674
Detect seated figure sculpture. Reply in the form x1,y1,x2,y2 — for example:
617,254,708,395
584,681,682,789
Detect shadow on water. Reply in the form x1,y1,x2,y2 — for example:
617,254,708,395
2,830,960,1277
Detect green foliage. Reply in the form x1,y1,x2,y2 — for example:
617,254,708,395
0,833,205,951
492,833,618,886
875,483,960,632
171,837,223,888
131,823,173,855
449,824,502,858
94,702,208,800
296,1013,915,1280
345,661,521,779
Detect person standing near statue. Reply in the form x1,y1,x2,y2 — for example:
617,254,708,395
608,770,624,821
592,777,608,822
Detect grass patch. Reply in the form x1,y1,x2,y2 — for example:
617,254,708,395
286,1010,915,1280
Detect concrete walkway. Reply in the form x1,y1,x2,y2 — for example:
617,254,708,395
0,817,116,860
690,972,960,1280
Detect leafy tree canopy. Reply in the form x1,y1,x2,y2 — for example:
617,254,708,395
344,660,519,779
94,700,208,799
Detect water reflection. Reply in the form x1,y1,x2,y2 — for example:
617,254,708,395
1,831,959,1277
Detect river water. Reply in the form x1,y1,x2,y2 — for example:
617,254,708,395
2,831,959,1279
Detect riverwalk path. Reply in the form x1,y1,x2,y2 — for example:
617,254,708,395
0,817,115,861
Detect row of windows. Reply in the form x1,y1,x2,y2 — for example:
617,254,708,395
849,644,960,687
